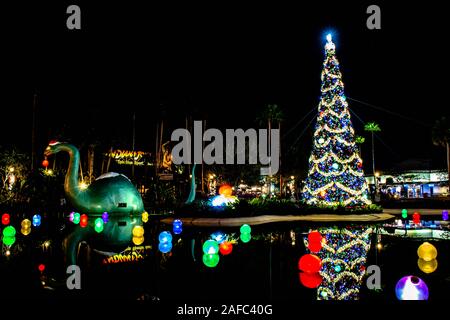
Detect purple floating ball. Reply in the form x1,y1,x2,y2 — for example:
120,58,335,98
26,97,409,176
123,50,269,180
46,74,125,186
102,212,109,223
443,210,448,221
69,212,74,222
395,275,429,300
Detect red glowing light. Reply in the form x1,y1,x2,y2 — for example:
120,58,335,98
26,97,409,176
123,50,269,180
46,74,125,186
299,272,322,288
80,214,88,228
38,264,45,272
218,184,233,197
2,213,10,225
219,241,233,255
308,241,322,253
42,159,49,168
298,254,322,273
308,231,322,244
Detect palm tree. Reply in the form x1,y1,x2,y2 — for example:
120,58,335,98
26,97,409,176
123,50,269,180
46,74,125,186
432,117,450,191
364,122,381,193
355,135,365,157
256,104,284,196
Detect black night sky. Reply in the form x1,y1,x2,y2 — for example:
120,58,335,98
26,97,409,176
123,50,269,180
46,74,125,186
1,1,448,173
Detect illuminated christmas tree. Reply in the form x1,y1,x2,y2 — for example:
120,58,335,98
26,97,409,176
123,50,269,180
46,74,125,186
302,34,371,206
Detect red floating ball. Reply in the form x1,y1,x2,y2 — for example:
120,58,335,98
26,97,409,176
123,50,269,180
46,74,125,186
2,213,10,225
42,159,49,168
308,231,322,244
38,264,46,272
298,254,322,273
413,212,421,223
308,241,322,253
218,184,233,197
299,272,322,288
80,214,88,228
219,241,233,255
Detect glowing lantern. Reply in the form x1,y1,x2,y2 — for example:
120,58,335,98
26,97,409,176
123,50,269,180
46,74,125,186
417,242,437,261
42,159,49,168
102,212,109,223
219,241,233,255
211,231,226,244
202,253,220,268
133,236,144,246
218,184,233,197
401,209,408,219
38,264,46,272
173,219,182,234
21,228,31,236
240,224,251,234
3,226,16,237
21,219,31,229
308,241,322,253
299,272,322,288
2,213,10,225
80,214,88,228
443,210,449,221
158,241,172,253
94,218,104,233
203,240,219,255
69,212,75,222
395,276,429,300
240,232,252,243
412,212,420,224
298,254,322,273
141,211,148,223
159,231,172,244
32,214,41,227
132,225,145,238
3,236,15,246
308,231,322,243
417,258,438,274
73,212,80,224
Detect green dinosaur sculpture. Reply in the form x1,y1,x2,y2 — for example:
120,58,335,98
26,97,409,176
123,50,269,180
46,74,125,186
44,141,145,266
185,164,197,204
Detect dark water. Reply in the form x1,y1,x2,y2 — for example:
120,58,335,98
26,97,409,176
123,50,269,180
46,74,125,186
2,221,450,302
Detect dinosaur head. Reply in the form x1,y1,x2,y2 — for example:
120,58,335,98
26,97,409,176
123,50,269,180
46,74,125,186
44,140,64,157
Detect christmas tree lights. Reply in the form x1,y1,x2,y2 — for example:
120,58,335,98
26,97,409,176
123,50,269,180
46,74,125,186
302,34,371,206
304,226,373,300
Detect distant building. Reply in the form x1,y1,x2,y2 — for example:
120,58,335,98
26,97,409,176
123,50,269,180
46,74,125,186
366,158,448,198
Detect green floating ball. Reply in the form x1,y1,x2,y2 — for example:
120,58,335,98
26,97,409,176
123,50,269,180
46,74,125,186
3,236,16,246
202,240,219,255
94,218,104,233
3,226,16,237
240,232,251,243
240,224,251,234
401,209,408,219
203,253,220,268
73,212,81,224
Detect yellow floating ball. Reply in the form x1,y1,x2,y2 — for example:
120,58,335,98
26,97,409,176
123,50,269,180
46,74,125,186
132,225,145,237
142,211,149,223
417,242,437,261
417,258,438,274
21,227,31,236
132,236,144,246
21,219,32,229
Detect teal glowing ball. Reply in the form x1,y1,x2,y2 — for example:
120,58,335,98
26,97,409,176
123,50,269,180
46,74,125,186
240,224,251,234
202,240,219,254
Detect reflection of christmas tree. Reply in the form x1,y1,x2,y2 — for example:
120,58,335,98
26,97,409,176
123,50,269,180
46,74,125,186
304,226,373,300
302,34,371,206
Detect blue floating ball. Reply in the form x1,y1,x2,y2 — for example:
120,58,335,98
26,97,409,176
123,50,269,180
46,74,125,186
158,242,173,253
32,214,41,227
159,231,173,244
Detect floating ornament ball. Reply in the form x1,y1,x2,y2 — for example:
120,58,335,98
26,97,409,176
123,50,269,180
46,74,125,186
3,225,16,237
32,214,42,227
42,159,49,168
401,209,408,219
299,272,322,288
202,253,220,268
94,218,104,233
2,213,10,225
203,240,219,255
218,184,233,197
21,228,31,236
308,231,322,244
79,214,88,228
395,276,429,300
173,219,183,234
141,211,148,223
69,212,75,222
159,231,172,244
412,212,421,224
21,219,32,229
308,241,322,253
298,254,322,273
219,241,233,255
158,241,172,253
417,242,437,262
240,232,252,243
3,236,16,246
417,258,438,274
132,236,144,246
73,212,81,225
443,210,449,221
132,225,145,238
38,264,46,272
102,212,109,223
240,224,251,234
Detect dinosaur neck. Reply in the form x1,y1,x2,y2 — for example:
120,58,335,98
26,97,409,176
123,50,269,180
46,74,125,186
185,164,197,204
61,144,89,209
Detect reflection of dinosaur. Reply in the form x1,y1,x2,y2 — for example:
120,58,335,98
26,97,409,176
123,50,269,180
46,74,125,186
44,141,144,266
